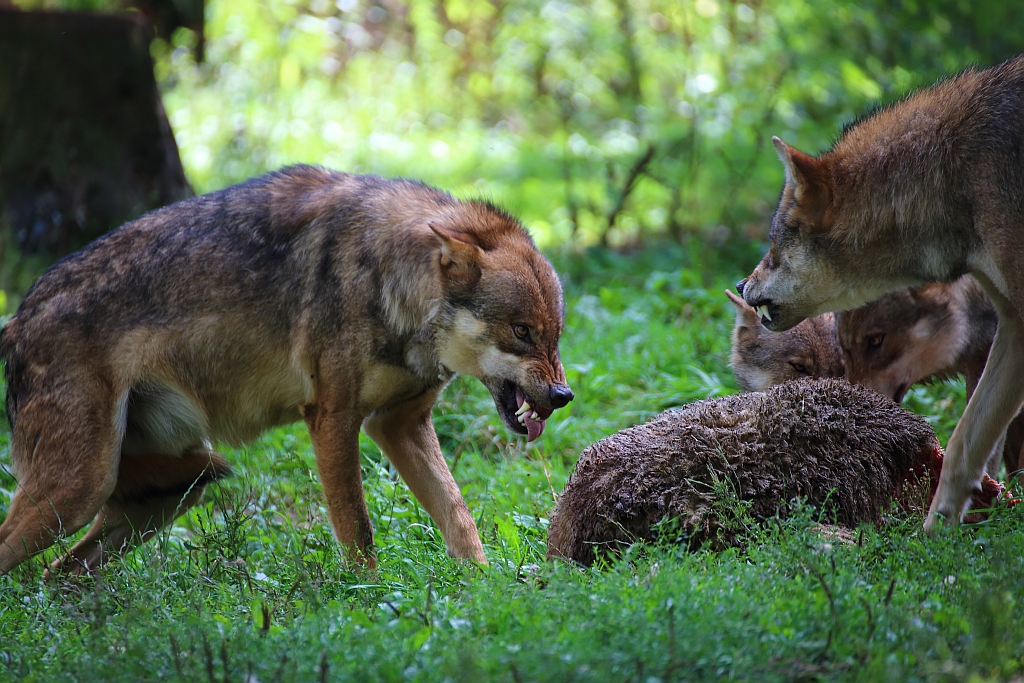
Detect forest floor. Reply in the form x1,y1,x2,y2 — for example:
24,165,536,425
1,242,1021,683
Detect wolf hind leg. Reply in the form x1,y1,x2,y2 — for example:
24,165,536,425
0,481,114,575
984,432,1008,478
0,386,123,574
926,292,1024,531
1003,412,1024,477
48,448,232,575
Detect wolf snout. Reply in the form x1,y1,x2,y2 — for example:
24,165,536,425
549,384,574,409
735,279,747,296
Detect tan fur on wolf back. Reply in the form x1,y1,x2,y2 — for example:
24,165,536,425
0,166,574,575
737,55,1024,530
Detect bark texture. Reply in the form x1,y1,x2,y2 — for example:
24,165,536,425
0,9,191,291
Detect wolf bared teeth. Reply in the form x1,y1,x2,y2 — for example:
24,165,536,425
758,305,772,322
512,388,549,441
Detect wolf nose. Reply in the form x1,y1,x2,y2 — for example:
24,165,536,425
549,384,574,409
735,279,747,297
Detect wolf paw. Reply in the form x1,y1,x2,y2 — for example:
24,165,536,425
924,493,969,535
923,509,956,535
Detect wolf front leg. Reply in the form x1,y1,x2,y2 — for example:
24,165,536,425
303,403,376,568
926,290,1024,531
363,390,486,563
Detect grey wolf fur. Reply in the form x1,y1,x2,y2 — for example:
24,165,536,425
0,165,574,574
725,290,843,391
738,55,1024,530
838,275,1023,476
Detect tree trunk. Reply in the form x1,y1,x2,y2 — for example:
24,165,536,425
0,8,191,294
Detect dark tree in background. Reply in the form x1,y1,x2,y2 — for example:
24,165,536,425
0,8,192,293
131,0,204,62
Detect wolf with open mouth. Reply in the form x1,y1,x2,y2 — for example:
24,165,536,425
0,165,573,575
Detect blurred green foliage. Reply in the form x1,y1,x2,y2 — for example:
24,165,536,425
13,0,1024,248
156,0,1024,248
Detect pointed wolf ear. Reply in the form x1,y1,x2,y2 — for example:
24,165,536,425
430,223,483,287
725,289,763,339
773,136,800,184
773,136,833,230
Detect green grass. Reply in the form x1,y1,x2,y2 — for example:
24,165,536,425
2,242,1021,683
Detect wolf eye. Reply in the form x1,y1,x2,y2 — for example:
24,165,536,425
866,334,884,350
789,361,808,374
512,324,530,340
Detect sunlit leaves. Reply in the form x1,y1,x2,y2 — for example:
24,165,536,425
151,0,1024,249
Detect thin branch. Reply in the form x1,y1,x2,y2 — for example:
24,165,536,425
602,144,656,245
716,69,789,228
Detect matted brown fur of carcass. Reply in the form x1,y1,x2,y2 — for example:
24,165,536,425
547,378,1012,566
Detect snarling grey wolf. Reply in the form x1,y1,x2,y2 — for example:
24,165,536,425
725,290,843,391
738,55,1024,531
0,165,574,574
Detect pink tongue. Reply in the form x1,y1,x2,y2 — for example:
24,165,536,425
514,387,546,442
524,415,545,442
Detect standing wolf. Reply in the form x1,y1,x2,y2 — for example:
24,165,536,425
738,56,1024,531
0,166,574,574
